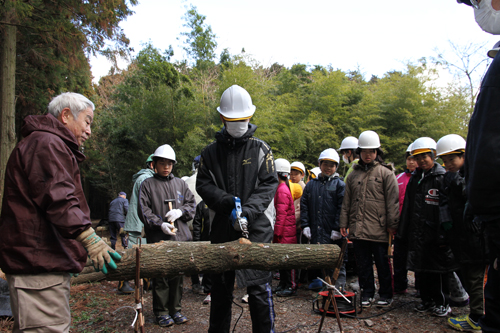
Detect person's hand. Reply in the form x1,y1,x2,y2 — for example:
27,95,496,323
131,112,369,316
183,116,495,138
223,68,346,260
76,227,121,274
302,227,311,239
340,228,348,237
161,222,177,236
331,230,342,241
165,209,182,222
387,228,397,235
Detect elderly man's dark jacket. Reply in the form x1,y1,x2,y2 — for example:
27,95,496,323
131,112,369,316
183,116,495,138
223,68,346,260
0,114,91,274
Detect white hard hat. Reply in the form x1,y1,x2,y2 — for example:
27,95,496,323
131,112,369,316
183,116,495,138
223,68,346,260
411,137,437,156
310,167,321,178
153,144,177,163
358,130,381,149
318,148,340,164
339,136,358,151
290,161,305,175
436,134,466,157
406,143,413,153
217,85,256,120
275,158,291,174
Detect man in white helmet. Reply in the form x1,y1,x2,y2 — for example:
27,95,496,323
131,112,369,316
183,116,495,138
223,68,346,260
339,136,360,180
196,85,278,333
138,144,196,327
456,3,500,332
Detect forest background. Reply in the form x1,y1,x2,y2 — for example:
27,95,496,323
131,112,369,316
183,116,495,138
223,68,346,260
0,1,484,218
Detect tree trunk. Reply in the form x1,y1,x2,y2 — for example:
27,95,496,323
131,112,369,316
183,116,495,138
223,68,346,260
72,238,341,284
0,8,17,213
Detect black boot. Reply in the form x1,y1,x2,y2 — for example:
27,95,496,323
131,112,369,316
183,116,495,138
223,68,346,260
118,281,134,294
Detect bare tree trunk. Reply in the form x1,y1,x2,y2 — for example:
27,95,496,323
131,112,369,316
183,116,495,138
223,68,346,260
0,8,17,213
72,238,341,284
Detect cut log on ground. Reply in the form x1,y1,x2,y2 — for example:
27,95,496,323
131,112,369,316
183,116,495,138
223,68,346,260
72,238,340,284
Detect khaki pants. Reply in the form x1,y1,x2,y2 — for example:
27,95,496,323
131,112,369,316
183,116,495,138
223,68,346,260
7,272,71,333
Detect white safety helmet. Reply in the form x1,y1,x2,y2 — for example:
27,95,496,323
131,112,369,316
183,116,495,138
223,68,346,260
411,137,437,156
290,161,305,175
318,148,340,164
275,158,291,174
406,143,413,153
488,40,500,59
436,134,466,157
310,167,321,178
217,85,256,120
358,130,381,149
153,144,177,164
339,136,359,151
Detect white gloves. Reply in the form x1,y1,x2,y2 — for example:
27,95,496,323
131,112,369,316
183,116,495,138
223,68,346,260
165,209,182,222
303,227,311,240
331,230,342,241
161,222,177,236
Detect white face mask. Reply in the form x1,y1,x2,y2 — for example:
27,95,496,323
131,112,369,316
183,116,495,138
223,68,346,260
342,155,350,164
225,121,248,138
475,0,500,35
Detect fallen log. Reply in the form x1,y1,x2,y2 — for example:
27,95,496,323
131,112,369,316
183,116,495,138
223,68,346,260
72,238,340,284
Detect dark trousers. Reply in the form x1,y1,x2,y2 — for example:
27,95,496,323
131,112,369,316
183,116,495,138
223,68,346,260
209,271,275,333
480,220,500,333
419,272,449,306
279,269,297,290
109,221,127,250
460,263,486,319
353,240,393,299
202,274,212,294
393,237,408,292
152,275,183,316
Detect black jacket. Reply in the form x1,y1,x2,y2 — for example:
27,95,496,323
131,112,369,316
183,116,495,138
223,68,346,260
193,201,210,242
399,163,459,273
196,124,278,245
300,174,345,244
138,173,196,243
108,196,128,223
465,52,500,218
442,169,487,264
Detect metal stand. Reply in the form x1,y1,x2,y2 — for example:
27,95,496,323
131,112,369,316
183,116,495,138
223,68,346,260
317,239,348,333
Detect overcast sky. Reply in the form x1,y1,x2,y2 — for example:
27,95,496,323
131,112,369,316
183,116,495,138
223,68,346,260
90,0,499,83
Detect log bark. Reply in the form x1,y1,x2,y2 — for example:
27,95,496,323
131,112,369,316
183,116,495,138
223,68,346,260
72,238,340,284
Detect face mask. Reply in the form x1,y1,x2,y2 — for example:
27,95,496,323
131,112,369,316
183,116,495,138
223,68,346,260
475,0,500,35
342,155,350,164
225,121,248,138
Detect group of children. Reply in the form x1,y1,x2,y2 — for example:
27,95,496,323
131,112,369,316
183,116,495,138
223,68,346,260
271,130,485,332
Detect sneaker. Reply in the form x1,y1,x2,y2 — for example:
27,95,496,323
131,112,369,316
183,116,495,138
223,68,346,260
376,298,393,307
117,281,134,294
414,301,436,313
308,279,323,291
447,314,482,331
156,315,174,327
276,288,297,297
192,283,203,294
273,272,281,280
272,285,285,293
241,294,249,303
361,297,374,308
172,312,188,324
203,294,211,304
433,304,452,317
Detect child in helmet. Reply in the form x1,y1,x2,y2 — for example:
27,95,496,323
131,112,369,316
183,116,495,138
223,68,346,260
339,131,399,308
301,149,346,291
393,144,418,294
273,159,299,296
436,134,486,331
399,137,459,317
339,136,360,180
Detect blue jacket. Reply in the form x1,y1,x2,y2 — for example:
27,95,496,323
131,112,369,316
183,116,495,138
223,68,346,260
108,196,128,223
300,173,345,244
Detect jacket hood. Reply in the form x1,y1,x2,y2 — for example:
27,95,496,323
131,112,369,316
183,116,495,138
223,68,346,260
153,172,174,181
21,114,85,162
133,168,155,182
215,123,257,147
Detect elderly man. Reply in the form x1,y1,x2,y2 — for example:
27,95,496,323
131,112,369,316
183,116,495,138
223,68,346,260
0,92,120,332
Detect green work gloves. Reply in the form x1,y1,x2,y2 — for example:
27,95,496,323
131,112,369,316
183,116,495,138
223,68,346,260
76,227,122,274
